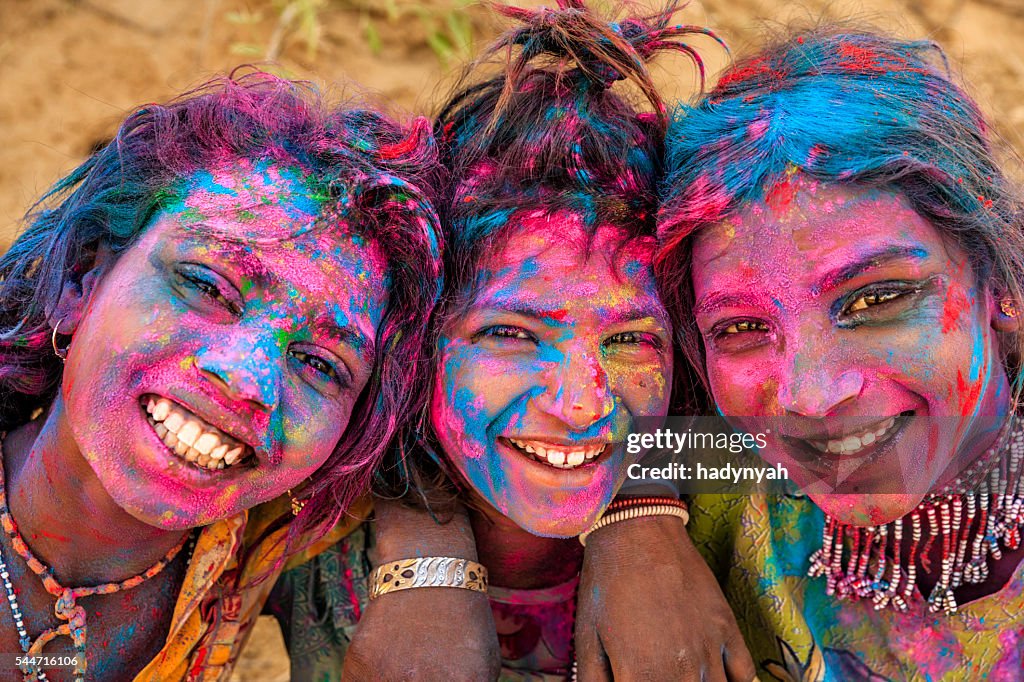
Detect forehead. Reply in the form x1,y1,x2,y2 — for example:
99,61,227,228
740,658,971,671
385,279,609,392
692,179,950,293
168,158,323,241
474,210,661,308
145,164,391,326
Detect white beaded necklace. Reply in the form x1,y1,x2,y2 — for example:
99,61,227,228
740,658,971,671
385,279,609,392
808,420,1024,615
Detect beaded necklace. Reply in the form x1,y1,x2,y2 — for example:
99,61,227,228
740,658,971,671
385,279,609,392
807,419,1024,615
0,432,191,681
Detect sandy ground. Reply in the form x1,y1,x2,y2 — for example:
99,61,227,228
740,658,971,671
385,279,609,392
1,0,1022,679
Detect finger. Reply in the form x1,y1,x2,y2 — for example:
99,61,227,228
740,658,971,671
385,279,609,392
723,632,758,682
701,646,730,682
574,619,613,682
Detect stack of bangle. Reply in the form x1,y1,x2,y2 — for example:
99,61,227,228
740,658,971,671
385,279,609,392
578,496,690,546
369,556,489,600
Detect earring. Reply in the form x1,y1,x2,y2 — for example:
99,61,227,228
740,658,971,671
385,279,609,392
288,489,306,517
1000,298,1018,318
51,317,70,361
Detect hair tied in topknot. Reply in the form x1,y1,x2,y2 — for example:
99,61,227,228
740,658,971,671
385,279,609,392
493,1,725,121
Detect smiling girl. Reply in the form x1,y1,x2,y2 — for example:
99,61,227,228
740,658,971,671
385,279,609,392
271,3,759,681
0,71,441,680
658,27,1024,681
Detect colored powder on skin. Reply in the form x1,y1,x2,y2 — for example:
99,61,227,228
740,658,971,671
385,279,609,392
940,282,970,333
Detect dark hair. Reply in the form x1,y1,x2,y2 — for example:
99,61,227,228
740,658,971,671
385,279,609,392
379,1,719,504
0,69,444,544
657,27,1024,397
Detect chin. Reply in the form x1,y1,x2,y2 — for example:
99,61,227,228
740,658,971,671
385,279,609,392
810,491,926,527
507,503,602,539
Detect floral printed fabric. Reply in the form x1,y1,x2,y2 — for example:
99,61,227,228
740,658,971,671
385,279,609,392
688,494,1024,682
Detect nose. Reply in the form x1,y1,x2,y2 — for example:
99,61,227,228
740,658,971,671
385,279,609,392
195,329,281,412
535,347,616,430
776,350,864,417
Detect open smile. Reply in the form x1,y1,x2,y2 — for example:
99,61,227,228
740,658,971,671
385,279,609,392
779,411,913,473
141,395,256,472
501,437,607,470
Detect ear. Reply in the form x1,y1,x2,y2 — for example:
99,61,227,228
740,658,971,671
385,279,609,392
47,243,116,336
990,286,1021,333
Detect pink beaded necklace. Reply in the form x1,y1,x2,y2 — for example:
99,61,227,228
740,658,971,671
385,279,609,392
808,419,1024,615
0,433,190,681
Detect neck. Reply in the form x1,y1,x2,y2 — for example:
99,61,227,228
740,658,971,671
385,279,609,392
4,399,188,586
469,501,583,590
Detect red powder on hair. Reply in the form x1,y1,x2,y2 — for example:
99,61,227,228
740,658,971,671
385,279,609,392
765,176,797,215
718,57,789,90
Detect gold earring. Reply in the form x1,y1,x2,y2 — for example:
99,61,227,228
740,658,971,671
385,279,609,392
288,490,306,517
1000,299,1018,318
51,317,69,361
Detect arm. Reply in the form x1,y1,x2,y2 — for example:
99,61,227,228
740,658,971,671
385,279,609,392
342,497,501,681
574,498,757,682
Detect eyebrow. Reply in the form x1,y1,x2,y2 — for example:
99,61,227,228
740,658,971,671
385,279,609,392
473,299,669,328
182,235,273,286
814,245,929,295
314,316,375,359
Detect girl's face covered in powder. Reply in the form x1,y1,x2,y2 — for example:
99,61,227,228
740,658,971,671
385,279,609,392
431,211,672,538
691,176,1015,525
59,160,389,528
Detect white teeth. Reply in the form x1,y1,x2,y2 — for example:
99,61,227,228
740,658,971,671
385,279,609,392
152,399,170,421
506,438,607,470
817,417,902,456
223,447,243,465
163,412,184,433
194,433,220,456
144,396,249,472
177,421,201,448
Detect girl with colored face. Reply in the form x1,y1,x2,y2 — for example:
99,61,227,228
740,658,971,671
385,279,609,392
272,3,756,681
430,210,673,538
0,73,441,680
659,28,1024,680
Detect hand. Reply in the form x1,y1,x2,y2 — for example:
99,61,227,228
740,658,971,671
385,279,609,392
575,513,757,682
342,498,501,681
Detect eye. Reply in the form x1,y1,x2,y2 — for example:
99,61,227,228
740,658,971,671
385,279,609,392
175,266,242,315
604,331,662,348
844,290,904,313
289,349,347,387
722,320,770,335
476,325,537,343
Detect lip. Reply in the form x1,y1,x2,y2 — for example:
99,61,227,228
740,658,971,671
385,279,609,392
495,437,616,487
777,412,914,480
157,388,264,454
138,392,262,477
500,436,608,469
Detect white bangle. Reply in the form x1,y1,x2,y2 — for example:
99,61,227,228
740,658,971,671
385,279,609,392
578,504,690,546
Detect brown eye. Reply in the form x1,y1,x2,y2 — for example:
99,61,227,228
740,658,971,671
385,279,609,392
846,290,902,313
723,321,770,334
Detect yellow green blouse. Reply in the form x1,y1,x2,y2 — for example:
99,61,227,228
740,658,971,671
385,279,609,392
688,493,1024,682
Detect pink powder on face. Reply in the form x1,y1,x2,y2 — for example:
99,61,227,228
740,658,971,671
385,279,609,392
59,162,390,528
431,211,673,538
691,178,1013,526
